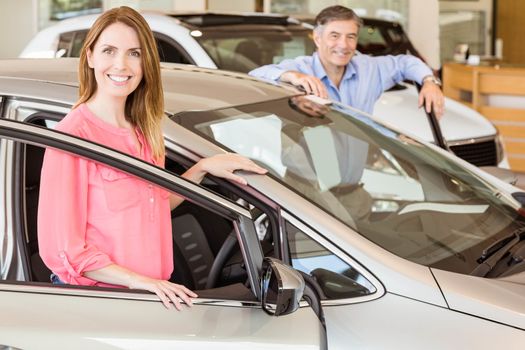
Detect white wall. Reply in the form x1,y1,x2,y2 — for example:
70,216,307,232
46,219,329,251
408,0,440,69
208,0,255,12
173,0,206,11
0,0,35,58
104,0,206,11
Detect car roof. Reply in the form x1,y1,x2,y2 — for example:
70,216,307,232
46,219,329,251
30,11,304,32
19,11,310,60
167,12,309,34
0,58,300,114
165,12,301,28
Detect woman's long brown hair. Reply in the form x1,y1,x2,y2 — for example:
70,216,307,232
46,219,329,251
75,6,165,160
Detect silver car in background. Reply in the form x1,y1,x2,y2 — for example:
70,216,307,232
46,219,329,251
0,59,524,349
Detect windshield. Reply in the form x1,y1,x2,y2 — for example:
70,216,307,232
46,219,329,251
195,28,316,73
174,96,525,275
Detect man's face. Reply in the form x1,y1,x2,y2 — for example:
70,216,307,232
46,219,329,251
314,19,359,69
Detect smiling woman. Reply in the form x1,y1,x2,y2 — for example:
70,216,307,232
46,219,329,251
76,6,163,158
37,6,266,311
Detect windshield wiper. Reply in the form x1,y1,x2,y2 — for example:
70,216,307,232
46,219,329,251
471,227,525,277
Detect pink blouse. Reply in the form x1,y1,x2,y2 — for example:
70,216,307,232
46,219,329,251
38,104,173,286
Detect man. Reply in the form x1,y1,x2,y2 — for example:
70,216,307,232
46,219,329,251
249,5,445,118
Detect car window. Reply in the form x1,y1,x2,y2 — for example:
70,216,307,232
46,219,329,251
56,31,73,57
56,30,193,65
57,30,87,57
20,141,253,297
285,220,376,300
155,34,193,65
7,112,274,301
177,96,525,276
358,24,388,53
0,114,263,302
28,113,277,262
358,21,423,59
196,29,315,73
70,31,87,57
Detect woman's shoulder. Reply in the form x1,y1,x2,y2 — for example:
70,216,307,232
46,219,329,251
56,104,90,137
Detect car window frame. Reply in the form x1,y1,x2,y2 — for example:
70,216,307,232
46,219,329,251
0,117,266,301
153,31,195,65
280,209,385,306
4,97,283,290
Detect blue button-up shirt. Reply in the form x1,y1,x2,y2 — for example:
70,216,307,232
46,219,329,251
249,52,432,114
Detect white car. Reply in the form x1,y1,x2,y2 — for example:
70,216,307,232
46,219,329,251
20,12,508,168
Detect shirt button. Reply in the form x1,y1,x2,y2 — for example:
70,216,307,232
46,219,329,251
150,197,154,203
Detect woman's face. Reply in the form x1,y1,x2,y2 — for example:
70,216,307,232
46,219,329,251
87,22,143,100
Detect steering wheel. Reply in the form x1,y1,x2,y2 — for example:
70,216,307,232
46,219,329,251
205,230,238,289
205,209,271,289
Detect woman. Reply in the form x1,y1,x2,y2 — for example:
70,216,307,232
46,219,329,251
37,6,266,310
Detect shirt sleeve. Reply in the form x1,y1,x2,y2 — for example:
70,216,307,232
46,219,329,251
37,148,113,285
249,56,313,82
372,54,433,91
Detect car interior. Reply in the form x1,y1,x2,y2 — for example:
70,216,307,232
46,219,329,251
18,115,277,301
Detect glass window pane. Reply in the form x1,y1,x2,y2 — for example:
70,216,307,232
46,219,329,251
286,221,376,299
177,96,525,276
270,0,409,28
197,30,315,73
70,31,87,57
439,10,486,63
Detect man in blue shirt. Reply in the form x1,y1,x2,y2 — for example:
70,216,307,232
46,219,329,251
249,5,445,118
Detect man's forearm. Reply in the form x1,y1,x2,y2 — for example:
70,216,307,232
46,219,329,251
249,65,286,81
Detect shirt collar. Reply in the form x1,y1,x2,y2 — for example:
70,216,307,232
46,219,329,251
312,52,357,83
312,53,328,80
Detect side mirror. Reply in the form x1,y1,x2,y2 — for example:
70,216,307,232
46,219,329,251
261,257,305,316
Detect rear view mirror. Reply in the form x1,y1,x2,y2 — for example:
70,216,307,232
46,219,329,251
261,257,305,316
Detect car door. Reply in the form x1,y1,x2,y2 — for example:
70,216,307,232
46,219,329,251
0,117,324,350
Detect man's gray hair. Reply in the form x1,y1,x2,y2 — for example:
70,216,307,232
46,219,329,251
313,5,363,34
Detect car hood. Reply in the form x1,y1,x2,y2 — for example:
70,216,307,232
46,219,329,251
373,84,496,143
432,268,525,330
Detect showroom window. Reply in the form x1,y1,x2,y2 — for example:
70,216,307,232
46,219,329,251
438,0,494,62
38,0,102,30
270,0,409,28
439,10,486,63
37,0,179,31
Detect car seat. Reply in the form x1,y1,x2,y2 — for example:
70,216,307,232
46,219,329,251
169,198,239,290
234,40,261,66
170,213,216,290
